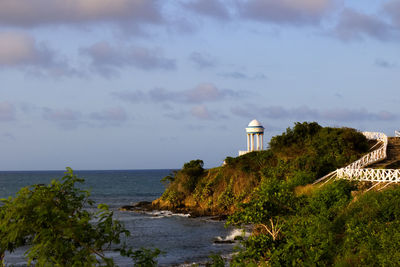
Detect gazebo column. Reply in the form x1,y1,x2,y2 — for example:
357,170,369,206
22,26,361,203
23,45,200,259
251,134,255,151
249,134,252,151
261,134,263,150
256,134,260,150
247,134,250,151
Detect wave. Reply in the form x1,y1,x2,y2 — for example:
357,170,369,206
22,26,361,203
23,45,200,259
214,228,250,242
145,210,191,218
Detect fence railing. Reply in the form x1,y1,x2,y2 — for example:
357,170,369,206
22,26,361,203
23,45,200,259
396,130,400,137
337,168,400,182
318,131,400,183
343,132,387,170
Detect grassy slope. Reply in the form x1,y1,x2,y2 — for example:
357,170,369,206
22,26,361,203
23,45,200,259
153,122,371,216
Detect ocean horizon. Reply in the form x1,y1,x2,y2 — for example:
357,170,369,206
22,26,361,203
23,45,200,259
0,169,235,266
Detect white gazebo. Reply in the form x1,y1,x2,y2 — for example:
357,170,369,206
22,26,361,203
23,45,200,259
239,119,265,156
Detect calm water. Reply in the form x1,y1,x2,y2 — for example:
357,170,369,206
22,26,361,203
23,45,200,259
0,170,236,266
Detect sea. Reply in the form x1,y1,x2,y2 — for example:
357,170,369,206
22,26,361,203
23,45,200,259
0,169,239,266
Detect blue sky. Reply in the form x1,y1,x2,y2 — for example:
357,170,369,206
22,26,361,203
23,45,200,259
0,0,399,170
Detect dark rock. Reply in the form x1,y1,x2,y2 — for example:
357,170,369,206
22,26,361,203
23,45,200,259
119,201,153,212
213,239,235,244
119,205,135,211
208,214,228,221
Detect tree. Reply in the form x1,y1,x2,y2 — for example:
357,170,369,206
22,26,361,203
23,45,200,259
0,168,159,266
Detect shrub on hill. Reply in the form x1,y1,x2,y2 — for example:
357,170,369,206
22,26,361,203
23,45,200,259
158,122,370,216
0,168,160,267
231,181,400,266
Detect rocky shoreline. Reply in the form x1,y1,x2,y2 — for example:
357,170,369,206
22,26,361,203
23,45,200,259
119,201,229,220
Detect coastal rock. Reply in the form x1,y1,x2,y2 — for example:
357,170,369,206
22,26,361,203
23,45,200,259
119,201,153,212
213,239,235,244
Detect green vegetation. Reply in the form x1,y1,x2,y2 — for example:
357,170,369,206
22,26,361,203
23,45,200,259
156,122,370,216
158,122,400,265
228,180,400,266
225,123,400,265
0,168,160,267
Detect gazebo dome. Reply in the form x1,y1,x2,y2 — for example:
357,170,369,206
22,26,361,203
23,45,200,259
246,119,264,134
248,119,263,127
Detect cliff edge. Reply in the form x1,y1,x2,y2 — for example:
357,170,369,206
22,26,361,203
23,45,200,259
152,122,372,216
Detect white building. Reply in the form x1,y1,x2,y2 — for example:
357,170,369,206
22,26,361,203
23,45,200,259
239,119,265,156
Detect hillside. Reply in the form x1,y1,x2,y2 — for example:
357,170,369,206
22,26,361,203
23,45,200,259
152,122,371,216
151,122,400,265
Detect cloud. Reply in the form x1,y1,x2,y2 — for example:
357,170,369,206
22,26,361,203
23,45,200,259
111,91,147,103
164,110,186,120
0,0,162,28
333,8,395,41
334,92,343,99
42,108,82,121
0,32,77,76
149,87,180,102
90,107,128,123
42,107,82,129
239,0,334,26
322,109,396,122
0,132,16,141
113,83,239,104
0,102,16,121
41,106,129,129
191,105,213,120
384,0,400,28
81,42,176,76
232,105,397,122
185,83,237,102
182,0,231,20
375,58,396,68
191,104,228,120
189,52,217,69
218,71,267,80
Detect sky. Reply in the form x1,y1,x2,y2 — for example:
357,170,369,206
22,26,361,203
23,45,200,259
0,0,400,170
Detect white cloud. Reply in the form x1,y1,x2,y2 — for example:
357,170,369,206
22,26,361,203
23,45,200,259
182,0,231,20
384,0,400,27
0,102,16,121
113,83,239,104
42,108,81,121
0,32,77,76
191,105,212,120
185,83,234,103
81,42,176,76
232,105,397,122
0,32,50,66
189,52,217,69
239,0,335,25
333,8,395,41
90,107,128,122
0,0,162,27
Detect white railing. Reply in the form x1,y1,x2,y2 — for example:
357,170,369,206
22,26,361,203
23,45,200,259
337,168,400,182
344,132,387,170
396,130,400,137
335,132,400,183
315,131,400,184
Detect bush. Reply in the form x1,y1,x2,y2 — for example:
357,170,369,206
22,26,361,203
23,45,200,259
230,180,358,266
0,168,160,266
335,189,400,266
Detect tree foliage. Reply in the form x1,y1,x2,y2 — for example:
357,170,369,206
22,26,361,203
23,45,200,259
222,123,400,265
159,122,370,216
230,175,400,266
0,168,160,266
